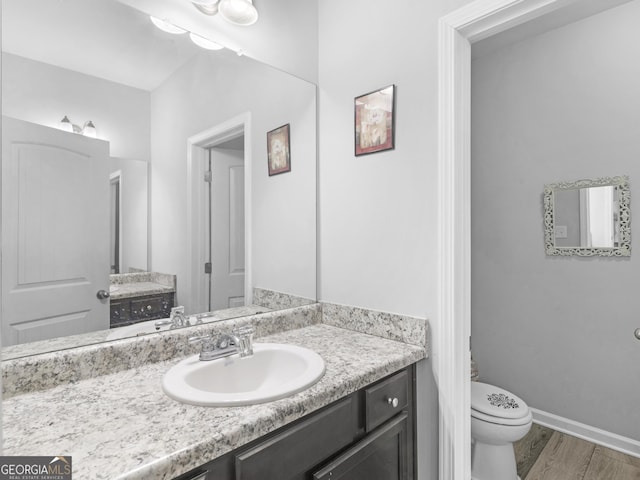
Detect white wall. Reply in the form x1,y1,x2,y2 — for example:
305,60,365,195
471,0,640,441
1,53,150,160
149,50,316,309
317,1,474,478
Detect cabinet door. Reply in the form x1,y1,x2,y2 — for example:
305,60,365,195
313,413,408,480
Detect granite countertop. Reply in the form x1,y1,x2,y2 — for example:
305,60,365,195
109,282,175,300
2,324,426,480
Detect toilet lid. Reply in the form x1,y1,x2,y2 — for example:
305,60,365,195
471,382,529,420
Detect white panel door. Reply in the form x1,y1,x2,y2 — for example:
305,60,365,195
210,147,245,310
1,117,111,346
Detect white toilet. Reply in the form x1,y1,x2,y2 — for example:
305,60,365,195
471,382,532,480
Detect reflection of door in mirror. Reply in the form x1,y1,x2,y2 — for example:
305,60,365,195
109,158,149,274
208,138,245,310
579,186,616,248
110,172,121,273
1,117,111,346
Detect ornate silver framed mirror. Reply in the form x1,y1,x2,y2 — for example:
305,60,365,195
543,176,631,256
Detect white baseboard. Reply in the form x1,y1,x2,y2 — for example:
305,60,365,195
530,408,640,459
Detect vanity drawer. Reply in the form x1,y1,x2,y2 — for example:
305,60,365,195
235,395,359,479
130,293,173,320
110,300,129,327
364,370,408,431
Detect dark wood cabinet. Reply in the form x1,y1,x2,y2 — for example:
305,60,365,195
313,413,409,480
236,395,359,480
175,365,416,480
109,292,175,328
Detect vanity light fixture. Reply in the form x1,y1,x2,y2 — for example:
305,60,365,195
59,116,98,138
189,0,258,26
149,16,187,34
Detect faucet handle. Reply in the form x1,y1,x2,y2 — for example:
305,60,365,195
189,334,219,361
188,334,213,345
233,325,254,357
233,324,254,336
154,318,173,330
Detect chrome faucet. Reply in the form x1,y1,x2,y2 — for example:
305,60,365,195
189,325,255,361
155,306,190,330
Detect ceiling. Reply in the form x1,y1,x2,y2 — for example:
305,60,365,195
1,0,204,91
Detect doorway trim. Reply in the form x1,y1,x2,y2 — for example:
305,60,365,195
437,1,571,479
186,112,252,314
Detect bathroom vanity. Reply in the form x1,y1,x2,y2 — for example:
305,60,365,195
177,367,415,480
1,306,427,479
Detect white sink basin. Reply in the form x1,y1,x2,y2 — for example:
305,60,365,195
106,319,168,340
162,343,325,406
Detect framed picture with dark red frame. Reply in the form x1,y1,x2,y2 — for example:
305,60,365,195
267,123,291,176
354,85,395,156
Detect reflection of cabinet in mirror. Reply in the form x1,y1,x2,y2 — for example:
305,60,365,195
109,272,176,328
543,176,631,256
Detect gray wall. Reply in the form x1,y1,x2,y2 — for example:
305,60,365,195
471,0,640,440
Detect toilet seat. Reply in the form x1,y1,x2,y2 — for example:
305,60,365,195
472,407,532,426
471,382,531,426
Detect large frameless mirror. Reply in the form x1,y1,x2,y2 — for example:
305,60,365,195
1,0,317,359
543,176,631,256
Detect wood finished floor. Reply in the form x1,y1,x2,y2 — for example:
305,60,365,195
514,425,640,480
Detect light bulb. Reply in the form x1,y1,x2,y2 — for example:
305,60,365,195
218,0,258,26
189,32,224,50
59,116,74,132
150,16,187,34
83,121,97,138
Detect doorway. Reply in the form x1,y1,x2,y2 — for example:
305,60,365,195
205,137,246,311
186,113,253,315
436,1,632,479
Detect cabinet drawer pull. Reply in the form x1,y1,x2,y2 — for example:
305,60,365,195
387,397,399,408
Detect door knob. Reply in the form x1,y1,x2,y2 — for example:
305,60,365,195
96,289,110,300
634,328,640,340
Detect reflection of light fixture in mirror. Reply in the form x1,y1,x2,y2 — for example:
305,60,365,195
149,16,187,34
189,32,224,50
190,0,258,26
83,121,97,138
219,0,259,25
191,0,220,15
59,116,98,137
59,115,74,133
